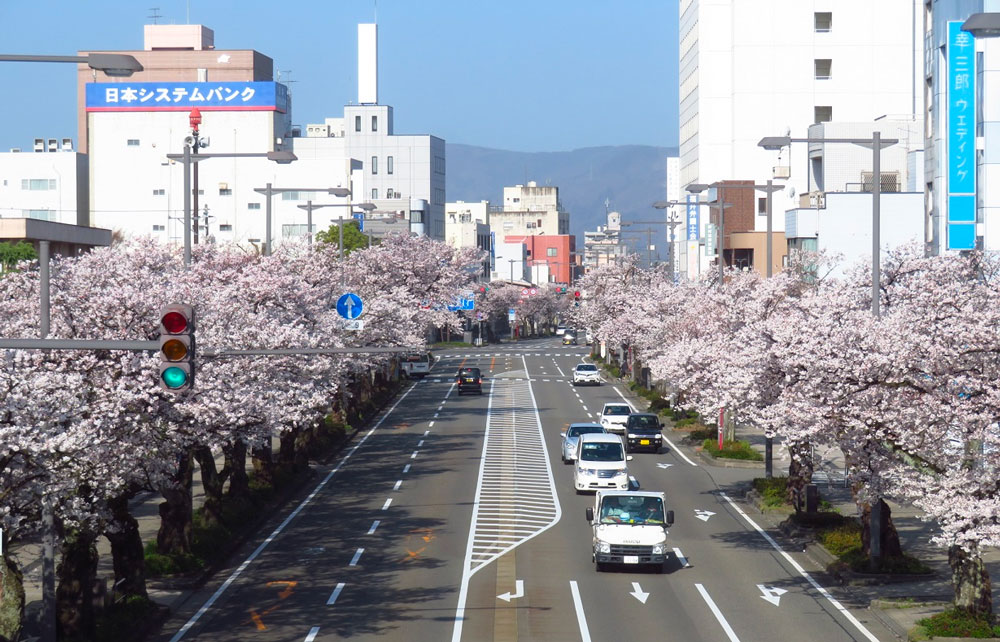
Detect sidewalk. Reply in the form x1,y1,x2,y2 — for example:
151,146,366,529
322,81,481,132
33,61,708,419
728,424,1000,640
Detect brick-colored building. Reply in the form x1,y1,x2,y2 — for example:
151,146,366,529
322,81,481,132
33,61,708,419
505,234,577,285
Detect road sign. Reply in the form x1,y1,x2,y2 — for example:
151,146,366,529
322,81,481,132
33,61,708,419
336,293,363,320
342,319,365,331
508,308,516,322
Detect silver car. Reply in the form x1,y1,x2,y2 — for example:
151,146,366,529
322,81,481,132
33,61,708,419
561,423,606,464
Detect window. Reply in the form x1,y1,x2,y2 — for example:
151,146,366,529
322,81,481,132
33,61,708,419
247,202,261,210
21,179,56,190
815,59,832,80
127,139,140,147
219,224,233,232
355,115,361,132
434,156,445,174
371,156,378,174
814,105,832,123
282,191,319,201
23,209,54,221
282,224,315,238
219,188,232,196
433,187,445,205
386,189,395,199
152,224,165,232
372,115,378,132
758,197,767,215
152,188,165,196
546,247,558,257
814,12,832,32
372,188,378,199
387,155,393,174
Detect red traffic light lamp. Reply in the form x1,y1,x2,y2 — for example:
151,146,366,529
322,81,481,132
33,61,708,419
159,303,195,392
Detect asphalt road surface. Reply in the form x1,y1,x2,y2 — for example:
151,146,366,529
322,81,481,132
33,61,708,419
156,337,896,642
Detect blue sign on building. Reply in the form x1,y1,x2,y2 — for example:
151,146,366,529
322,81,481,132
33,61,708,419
85,82,289,113
947,21,976,250
686,195,700,241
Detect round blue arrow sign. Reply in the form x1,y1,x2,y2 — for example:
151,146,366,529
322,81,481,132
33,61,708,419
336,293,363,320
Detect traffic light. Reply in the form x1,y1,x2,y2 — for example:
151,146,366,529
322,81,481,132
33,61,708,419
574,291,582,307
556,286,567,294
478,285,489,295
159,303,195,392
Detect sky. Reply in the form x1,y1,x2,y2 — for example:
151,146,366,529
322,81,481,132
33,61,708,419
0,0,678,154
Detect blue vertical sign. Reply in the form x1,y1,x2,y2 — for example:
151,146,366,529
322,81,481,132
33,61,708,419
686,195,700,241
947,21,976,250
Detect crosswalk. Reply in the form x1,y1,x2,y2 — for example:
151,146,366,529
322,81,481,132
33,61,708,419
420,377,572,383
438,351,587,358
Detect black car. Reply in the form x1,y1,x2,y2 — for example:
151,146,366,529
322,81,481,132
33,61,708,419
624,413,664,453
456,367,483,395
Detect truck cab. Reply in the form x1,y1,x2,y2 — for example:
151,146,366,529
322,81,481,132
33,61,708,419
585,490,674,572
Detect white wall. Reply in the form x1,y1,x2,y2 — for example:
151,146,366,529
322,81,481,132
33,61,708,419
0,150,86,226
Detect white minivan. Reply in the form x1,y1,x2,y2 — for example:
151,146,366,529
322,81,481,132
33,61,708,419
574,433,632,494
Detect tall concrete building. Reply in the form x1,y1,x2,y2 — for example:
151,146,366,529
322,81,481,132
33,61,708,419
679,0,924,221
490,182,570,238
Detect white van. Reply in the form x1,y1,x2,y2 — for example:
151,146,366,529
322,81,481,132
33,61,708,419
574,433,632,494
401,352,431,378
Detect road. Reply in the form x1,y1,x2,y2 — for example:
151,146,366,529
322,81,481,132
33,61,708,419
157,337,895,642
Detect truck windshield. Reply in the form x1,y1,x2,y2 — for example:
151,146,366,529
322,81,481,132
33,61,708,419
600,497,665,525
580,442,623,461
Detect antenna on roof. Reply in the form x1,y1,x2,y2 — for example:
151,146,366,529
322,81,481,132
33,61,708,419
148,7,161,24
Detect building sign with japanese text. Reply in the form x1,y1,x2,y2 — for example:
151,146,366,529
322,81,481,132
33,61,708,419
947,21,976,250
85,82,288,113
686,195,699,241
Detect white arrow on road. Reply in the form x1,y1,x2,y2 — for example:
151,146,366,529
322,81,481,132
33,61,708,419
656,463,674,469
497,579,524,602
757,584,788,606
695,509,716,522
629,582,649,604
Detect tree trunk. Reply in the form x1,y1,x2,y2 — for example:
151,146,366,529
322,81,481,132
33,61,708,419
949,545,993,618
0,554,25,642
156,451,194,556
195,446,225,530
252,442,275,488
225,441,250,505
786,442,814,510
860,499,904,560
104,492,148,601
56,529,98,641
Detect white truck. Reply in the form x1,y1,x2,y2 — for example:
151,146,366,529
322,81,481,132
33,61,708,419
585,490,674,573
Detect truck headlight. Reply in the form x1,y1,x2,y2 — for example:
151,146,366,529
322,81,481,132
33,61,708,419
580,468,598,476
614,468,627,477
652,544,664,555
598,541,611,554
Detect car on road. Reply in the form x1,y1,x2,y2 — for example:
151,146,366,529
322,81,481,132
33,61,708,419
401,352,431,378
574,433,632,493
561,423,606,463
586,490,674,572
572,363,602,386
599,402,632,436
456,366,483,395
624,413,664,453
585,330,594,345
555,325,568,336
562,334,578,345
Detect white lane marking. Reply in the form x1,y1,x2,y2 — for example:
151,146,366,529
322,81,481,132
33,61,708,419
719,493,880,642
418,439,425,447
304,626,321,641
555,363,565,376
497,579,524,602
586,412,593,418
629,581,650,604
393,480,402,491
611,386,698,466
758,584,788,606
695,509,716,521
326,583,346,605
367,521,380,535
411,451,419,459
349,548,364,566
569,581,592,642
402,464,411,474
424,429,430,436
434,413,439,418
428,421,435,427
673,547,690,567
167,382,420,642
382,498,392,510
695,583,741,642
657,463,674,469
451,355,562,642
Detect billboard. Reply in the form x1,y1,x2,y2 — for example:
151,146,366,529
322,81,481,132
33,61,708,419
946,21,976,250
86,82,289,113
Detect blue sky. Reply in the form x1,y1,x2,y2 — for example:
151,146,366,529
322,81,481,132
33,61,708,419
0,0,678,153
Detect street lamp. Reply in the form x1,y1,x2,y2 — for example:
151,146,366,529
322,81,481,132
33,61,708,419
252,186,348,256
166,150,297,266
297,200,376,256
758,133,898,316
684,184,734,286
0,52,144,76
962,12,1000,37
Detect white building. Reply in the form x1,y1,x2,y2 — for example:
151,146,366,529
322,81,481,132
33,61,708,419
583,210,627,272
680,0,924,221
492,240,528,283
444,201,491,277
490,182,570,238
0,139,87,226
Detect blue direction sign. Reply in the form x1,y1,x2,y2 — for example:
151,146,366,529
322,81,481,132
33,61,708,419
447,297,475,311
336,293,363,320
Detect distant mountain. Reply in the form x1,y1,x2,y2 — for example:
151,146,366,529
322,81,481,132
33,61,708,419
446,143,678,256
